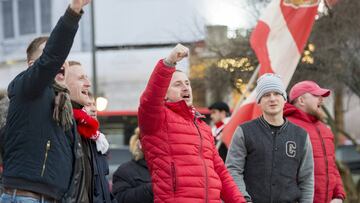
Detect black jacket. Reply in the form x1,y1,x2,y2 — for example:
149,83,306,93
112,159,153,203
81,137,115,203
2,7,84,200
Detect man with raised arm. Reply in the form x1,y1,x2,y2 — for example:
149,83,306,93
138,44,246,203
1,1,90,202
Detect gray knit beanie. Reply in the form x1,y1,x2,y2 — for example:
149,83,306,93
255,73,287,103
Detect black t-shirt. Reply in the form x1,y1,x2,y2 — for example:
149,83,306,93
265,120,284,135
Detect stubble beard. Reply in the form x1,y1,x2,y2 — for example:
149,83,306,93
308,106,326,121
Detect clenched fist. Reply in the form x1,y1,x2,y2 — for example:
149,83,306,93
70,0,91,14
165,44,189,65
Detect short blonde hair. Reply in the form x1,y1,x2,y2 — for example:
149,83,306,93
129,127,144,161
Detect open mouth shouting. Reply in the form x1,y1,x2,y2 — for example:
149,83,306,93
317,101,324,109
182,94,190,100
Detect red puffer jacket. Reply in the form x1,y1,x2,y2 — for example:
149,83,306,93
138,60,246,203
284,103,346,203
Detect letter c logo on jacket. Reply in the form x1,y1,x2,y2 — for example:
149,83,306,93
286,141,296,158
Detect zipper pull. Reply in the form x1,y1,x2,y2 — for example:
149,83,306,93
46,140,51,150
41,140,51,177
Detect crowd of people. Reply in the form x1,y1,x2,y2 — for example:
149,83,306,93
0,0,346,202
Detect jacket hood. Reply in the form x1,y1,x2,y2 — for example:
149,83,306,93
283,102,318,123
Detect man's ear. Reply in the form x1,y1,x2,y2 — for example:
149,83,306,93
27,60,35,67
55,72,65,84
297,96,306,106
59,61,70,82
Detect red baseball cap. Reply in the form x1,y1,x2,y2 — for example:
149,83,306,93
289,81,331,103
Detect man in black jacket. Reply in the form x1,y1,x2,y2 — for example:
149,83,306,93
0,0,90,202
67,61,114,203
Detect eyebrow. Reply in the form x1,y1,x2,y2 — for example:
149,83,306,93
173,79,190,84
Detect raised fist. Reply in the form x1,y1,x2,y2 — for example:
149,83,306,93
165,44,189,65
70,0,91,14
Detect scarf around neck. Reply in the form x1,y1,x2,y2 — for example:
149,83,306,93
53,82,73,131
73,107,99,140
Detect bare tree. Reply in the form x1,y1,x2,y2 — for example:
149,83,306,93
188,0,273,106
291,0,360,95
189,26,257,106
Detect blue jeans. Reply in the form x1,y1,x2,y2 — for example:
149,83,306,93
0,191,56,203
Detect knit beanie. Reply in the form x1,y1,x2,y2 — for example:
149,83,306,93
255,73,287,103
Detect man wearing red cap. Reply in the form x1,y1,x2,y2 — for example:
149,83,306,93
284,81,346,203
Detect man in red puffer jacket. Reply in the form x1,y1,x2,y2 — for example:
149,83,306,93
138,44,246,203
284,81,346,203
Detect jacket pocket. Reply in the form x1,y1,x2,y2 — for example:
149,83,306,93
41,140,51,177
171,162,177,192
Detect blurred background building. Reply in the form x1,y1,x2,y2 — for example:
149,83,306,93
0,0,256,108
0,0,253,172
1,0,359,143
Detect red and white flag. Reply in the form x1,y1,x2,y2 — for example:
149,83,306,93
222,0,320,147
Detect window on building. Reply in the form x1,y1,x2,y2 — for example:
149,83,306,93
2,0,14,39
40,0,52,33
1,0,52,39
18,0,36,35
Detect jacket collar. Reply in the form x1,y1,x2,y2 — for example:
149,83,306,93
283,102,319,123
136,159,148,169
165,100,205,120
258,115,289,133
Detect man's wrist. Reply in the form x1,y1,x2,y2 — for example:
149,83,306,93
67,6,83,16
163,58,176,67
69,4,83,15
63,5,83,26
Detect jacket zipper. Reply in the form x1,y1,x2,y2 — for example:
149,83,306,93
171,162,177,192
41,140,51,177
194,118,209,203
315,126,329,203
